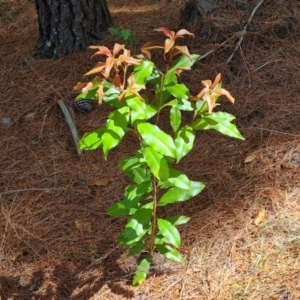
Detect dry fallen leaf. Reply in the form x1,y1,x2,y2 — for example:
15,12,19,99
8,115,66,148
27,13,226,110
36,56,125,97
244,154,256,163
254,209,266,225
88,177,113,186
75,220,92,232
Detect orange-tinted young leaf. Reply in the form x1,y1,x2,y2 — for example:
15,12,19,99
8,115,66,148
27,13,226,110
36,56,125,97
90,45,112,58
175,29,195,38
206,94,217,114
164,38,175,54
85,62,105,76
201,80,212,89
142,42,165,51
215,88,235,104
103,57,115,78
73,82,89,91
171,45,193,60
195,87,209,100
97,85,104,105
211,73,221,89
154,27,175,39
81,82,94,92
112,43,125,57
118,54,141,65
113,74,122,88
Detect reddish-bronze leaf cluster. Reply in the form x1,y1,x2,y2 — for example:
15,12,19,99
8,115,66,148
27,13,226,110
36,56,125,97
141,27,194,60
190,74,235,113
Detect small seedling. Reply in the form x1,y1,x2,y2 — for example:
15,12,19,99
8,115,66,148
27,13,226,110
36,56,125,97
74,27,244,285
108,26,138,45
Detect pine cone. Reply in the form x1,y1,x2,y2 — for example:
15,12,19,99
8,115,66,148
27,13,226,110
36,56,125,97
74,99,93,113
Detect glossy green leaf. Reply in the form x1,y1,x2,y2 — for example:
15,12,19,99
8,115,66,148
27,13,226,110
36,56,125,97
79,127,105,150
146,66,162,86
158,181,205,206
175,126,195,162
133,60,154,85
102,107,129,158
137,122,176,158
166,215,190,226
157,218,181,248
123,181,152,209
192,112,244,140
164,72,177,86
155,244,184,263
170,106,181,133
129,240,147,256
103,86,124,108
144,147,169,182
168,168,191,190
107,202,130,217
132,255,151,286
126,96,157,124
168,54,200,74
119,202,153,246
166,83,189,101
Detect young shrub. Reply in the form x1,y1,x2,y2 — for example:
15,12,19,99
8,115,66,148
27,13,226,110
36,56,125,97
74,27,244,285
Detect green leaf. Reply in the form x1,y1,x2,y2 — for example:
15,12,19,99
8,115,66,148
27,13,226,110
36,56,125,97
133,60,154,85
147,66,162,86
137,122,176,158
119,154,150,184
103,86,124,108
168,54,200,74
170,106,181,133
164,72,177,86
144,147,169,182
123,181,152,210
107,202,130,217
175,126,195,162
192,112,244,140
155,244,184,263
102,107,129,158
108,27,120,36
129,240,147,256
126,96,157,124
121,28,131,40
79,127,105,150
166,83,189,101
167,168,191,190
158,181,205,206
157,218,181,248
166,216,190,226
133,255,151,286
119,203,153,246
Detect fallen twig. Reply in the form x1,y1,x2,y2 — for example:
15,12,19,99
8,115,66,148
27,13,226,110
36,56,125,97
226,0,264,64
57,99,82,155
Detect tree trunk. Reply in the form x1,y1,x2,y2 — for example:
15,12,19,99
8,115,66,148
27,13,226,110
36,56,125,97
34,0,111,59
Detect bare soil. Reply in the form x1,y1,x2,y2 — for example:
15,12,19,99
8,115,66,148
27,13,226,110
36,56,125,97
1,0,300,299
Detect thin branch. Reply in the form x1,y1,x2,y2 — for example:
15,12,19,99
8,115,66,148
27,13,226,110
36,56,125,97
226,0,264,64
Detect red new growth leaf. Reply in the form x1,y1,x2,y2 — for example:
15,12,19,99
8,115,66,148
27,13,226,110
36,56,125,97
117,74,145,102
190,74,235,113
85,44,141,81
141,27,194,60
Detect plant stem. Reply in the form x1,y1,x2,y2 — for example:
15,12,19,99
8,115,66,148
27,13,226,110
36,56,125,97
149,177,157,258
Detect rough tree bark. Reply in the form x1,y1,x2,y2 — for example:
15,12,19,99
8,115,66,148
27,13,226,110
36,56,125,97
34,0,111,59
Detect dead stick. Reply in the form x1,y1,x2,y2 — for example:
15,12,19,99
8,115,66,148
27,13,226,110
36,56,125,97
226,0,264,64
57,99,82,155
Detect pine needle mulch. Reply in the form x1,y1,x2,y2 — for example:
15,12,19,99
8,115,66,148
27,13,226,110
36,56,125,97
0,0,300,299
